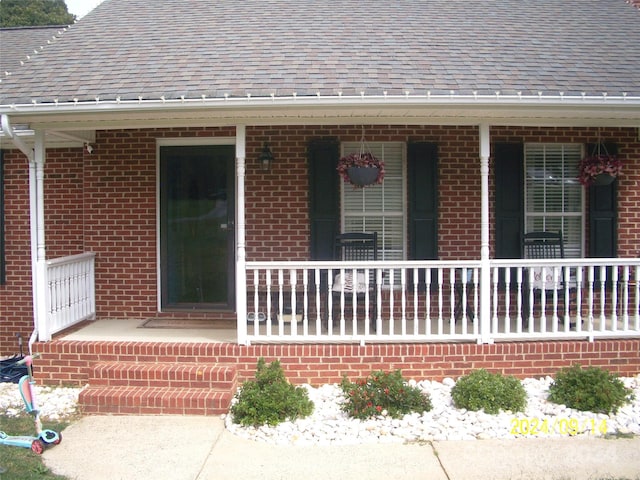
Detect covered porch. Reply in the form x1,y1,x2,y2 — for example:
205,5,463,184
3,96,640,350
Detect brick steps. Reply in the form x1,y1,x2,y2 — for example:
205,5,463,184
79,362,237,415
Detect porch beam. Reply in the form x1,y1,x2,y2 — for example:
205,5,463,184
479,123,493,344
235,125,248,345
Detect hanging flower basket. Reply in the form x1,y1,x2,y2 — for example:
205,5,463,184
578,153,622,186
346,165,380,186
337,152,385,188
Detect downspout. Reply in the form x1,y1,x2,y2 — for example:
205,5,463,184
235,125,248,345
1,115,40,350
479,123,493,344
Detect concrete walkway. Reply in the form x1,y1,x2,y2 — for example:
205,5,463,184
39,416,640,480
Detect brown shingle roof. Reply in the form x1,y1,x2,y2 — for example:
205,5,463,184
1,0,639,105
0,26,68,79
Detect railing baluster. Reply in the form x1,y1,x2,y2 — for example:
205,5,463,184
575,267,583,333
437,268,444,335
491,267,498,333
327,268,333,336
290,269,298,336
503,267,511,334
472,268,479,336
425,267,432,335
266,269,272,336
400,268,407,336
302,268,309,336
587,266,595,334
527,267,535,333
252,269,260,335
622,265,629,331
599,266,607,332
611,266,619,332
363,267,371,336
449,268,456,333
351,267,357,336
388,268,395,335
562,266,570,332
412,268,419,336
314,268,321,336
375,268,383,334
551,266,559,332
516,267,523,333
461,267,469,335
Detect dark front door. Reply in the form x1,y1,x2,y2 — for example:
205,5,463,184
160,145,235,310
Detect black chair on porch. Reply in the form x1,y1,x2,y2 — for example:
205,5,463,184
521,231,568,324
330,232,378,333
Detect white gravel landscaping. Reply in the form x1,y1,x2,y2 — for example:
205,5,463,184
224,375,640,445
0,381,85,421
1,374,638,446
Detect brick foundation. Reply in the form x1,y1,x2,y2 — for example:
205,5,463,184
34,338,640,387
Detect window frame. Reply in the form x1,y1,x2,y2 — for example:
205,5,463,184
523,143,585,258
340,141,407,266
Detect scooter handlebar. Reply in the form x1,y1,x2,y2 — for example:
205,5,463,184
16,353,41,366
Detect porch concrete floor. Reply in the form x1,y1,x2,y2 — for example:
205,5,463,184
60,319,237,343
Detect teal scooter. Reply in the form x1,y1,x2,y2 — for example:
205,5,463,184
0,354,62,454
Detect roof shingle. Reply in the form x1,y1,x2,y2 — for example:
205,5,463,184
1,0,639,105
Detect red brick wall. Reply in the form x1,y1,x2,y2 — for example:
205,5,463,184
0,150,33,349
1,125,639,354
33,338,640,386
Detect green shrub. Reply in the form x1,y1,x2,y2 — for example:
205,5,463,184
340,370,432,420
230,358,313,427
548,364,634,414
451,369,527,414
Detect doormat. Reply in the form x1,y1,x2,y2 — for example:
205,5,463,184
138,318,220,329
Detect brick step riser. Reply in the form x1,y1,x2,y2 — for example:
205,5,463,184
79,386,233,416
88,363,237,390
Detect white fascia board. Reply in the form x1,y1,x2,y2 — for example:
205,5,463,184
1,93,639,129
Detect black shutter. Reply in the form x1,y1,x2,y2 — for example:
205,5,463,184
408,142,438,261
494,143,524,259
587,143,618,258
308,138,339,261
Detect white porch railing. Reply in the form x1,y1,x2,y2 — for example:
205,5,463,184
243,259,640,344
41,252,96,341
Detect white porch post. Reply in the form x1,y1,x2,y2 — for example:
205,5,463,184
479,123,493,344
235,125,248,345
33,130,50,341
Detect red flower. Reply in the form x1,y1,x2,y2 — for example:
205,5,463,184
578,154,622,186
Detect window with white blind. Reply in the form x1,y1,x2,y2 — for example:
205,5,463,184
524,144,584,258
341,142,406,263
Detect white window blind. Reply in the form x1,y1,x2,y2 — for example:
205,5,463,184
341,142,405,262
524,144,584,258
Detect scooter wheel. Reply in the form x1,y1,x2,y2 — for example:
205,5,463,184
31,439,44,455
53,432,62,445
42,430,61,445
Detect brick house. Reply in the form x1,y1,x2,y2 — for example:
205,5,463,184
0,0,639,414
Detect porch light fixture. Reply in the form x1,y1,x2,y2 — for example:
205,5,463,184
258,142,274,171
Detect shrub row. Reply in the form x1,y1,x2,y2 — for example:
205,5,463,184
230,360,634,427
